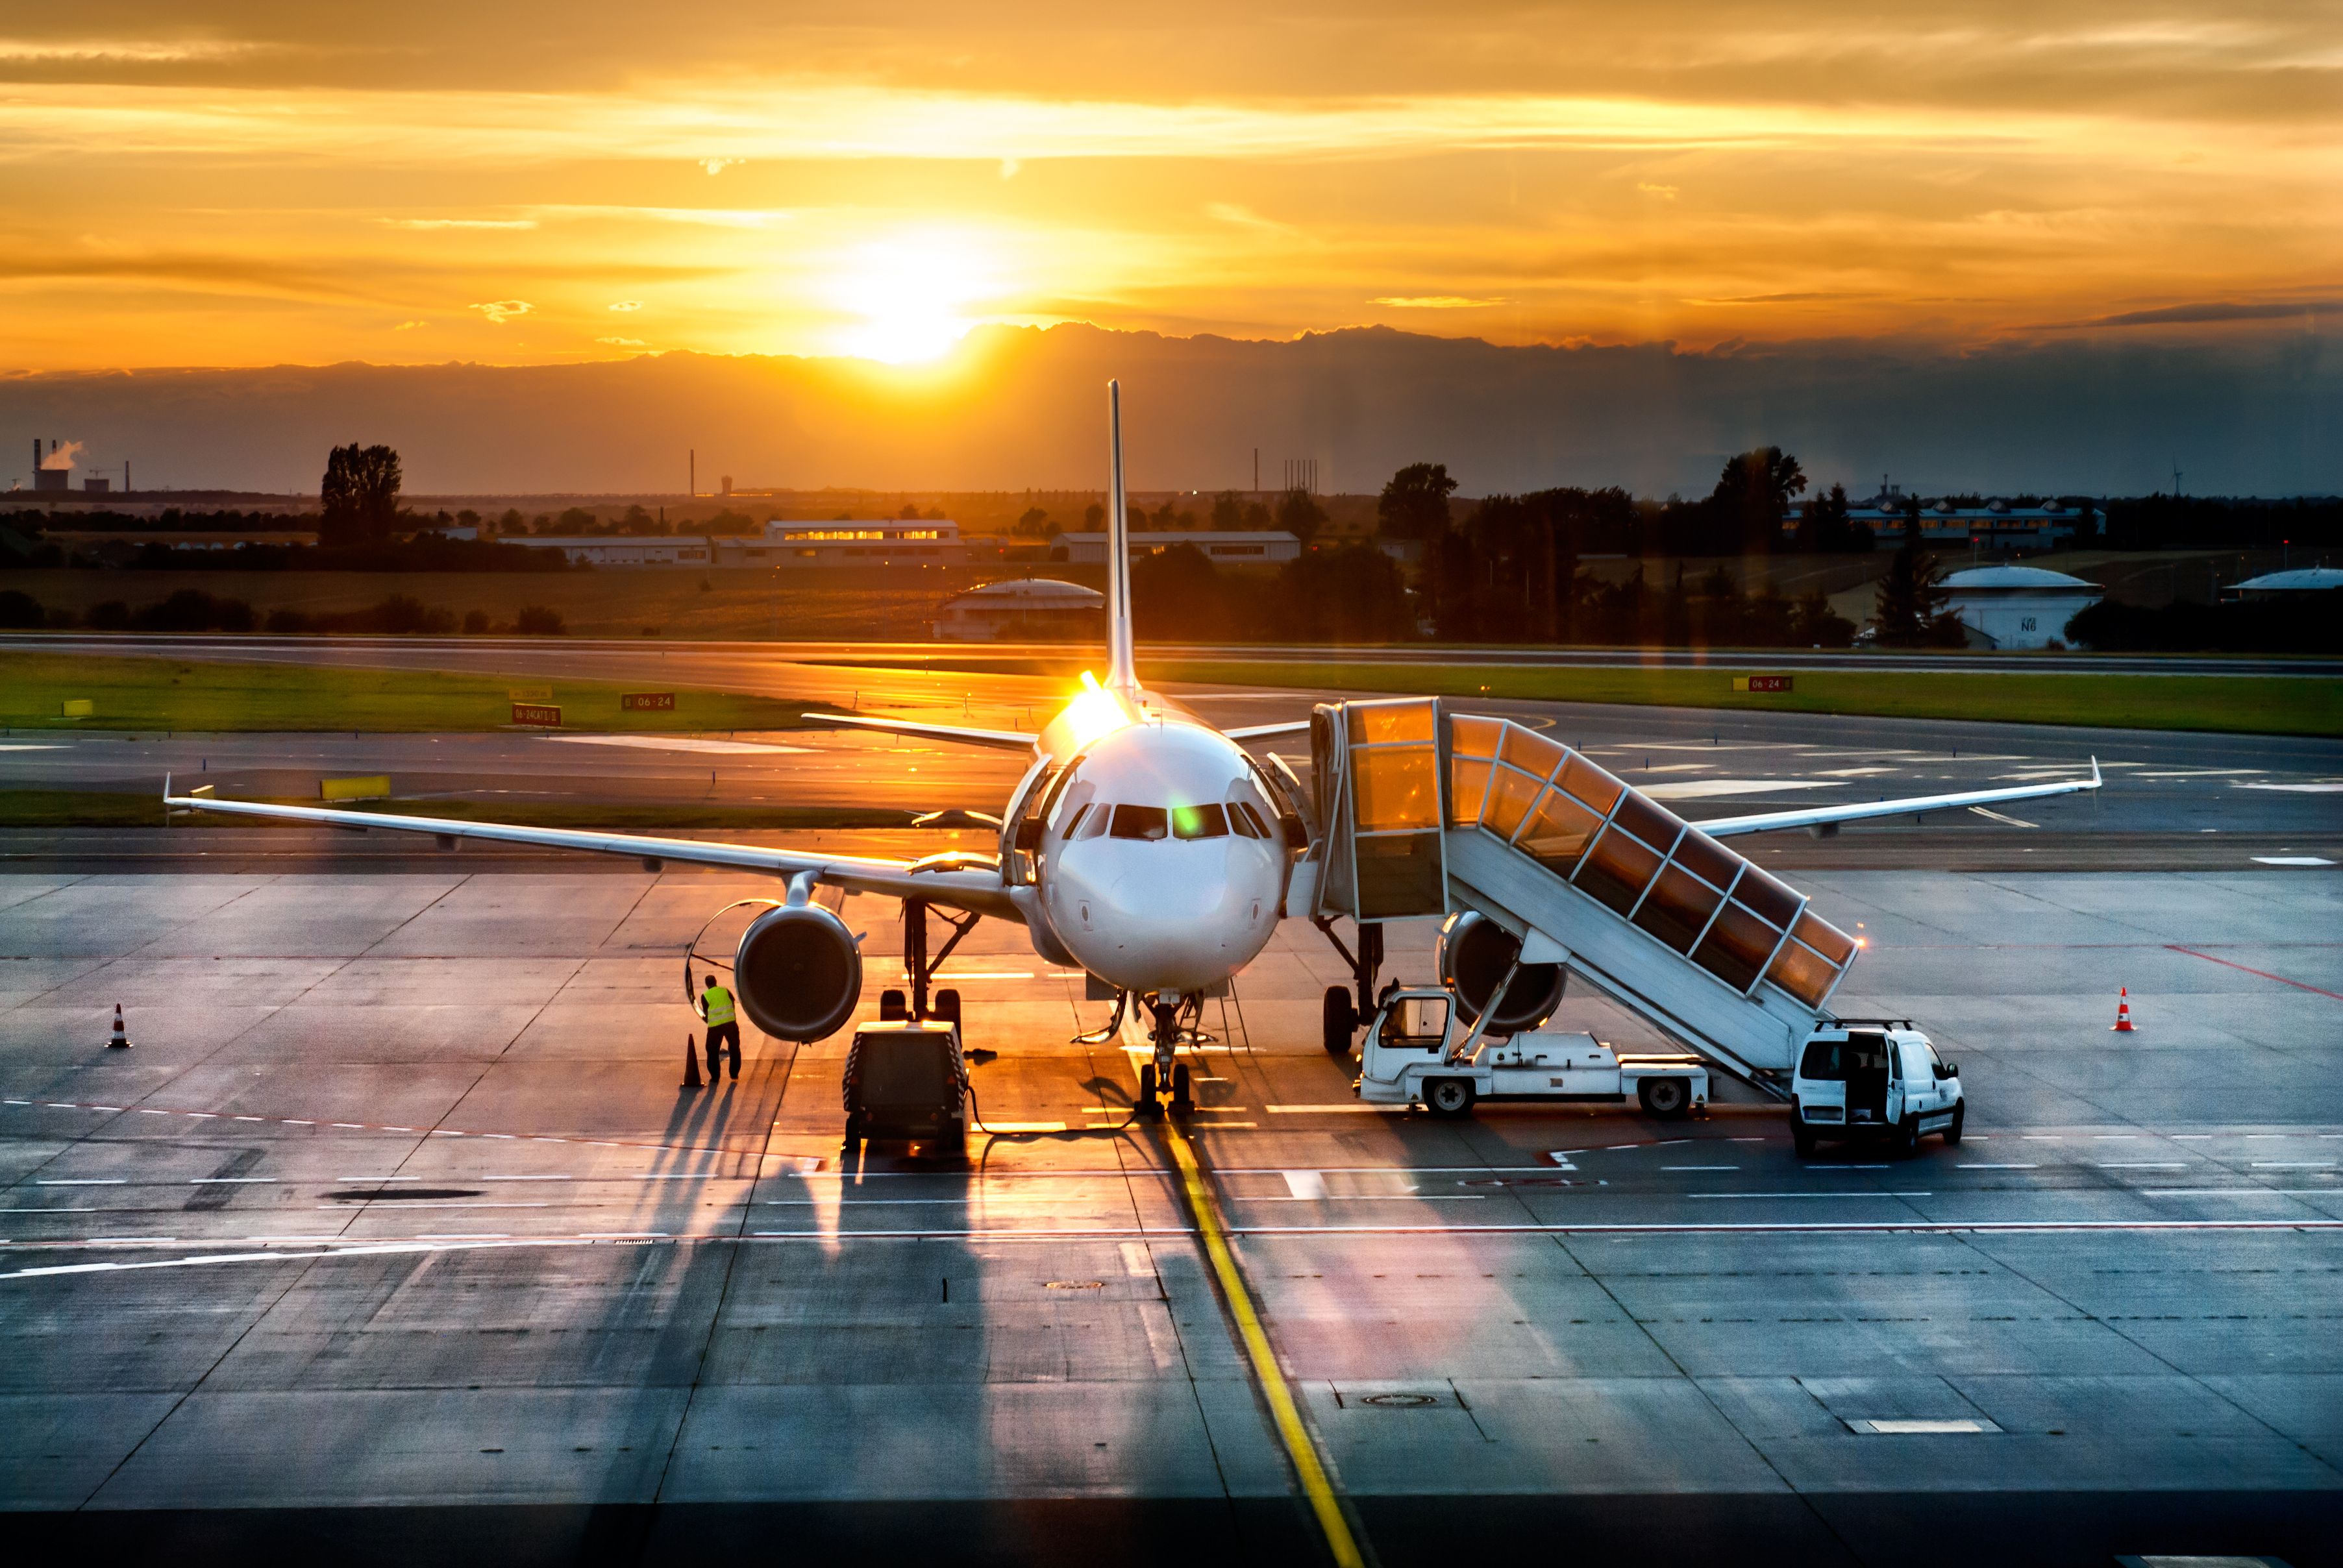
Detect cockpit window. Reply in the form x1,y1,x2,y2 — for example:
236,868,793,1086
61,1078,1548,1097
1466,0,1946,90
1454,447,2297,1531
1110,804,1169,841
1062,804,1091,839
1228,800,1270,839
1172,803,1230,840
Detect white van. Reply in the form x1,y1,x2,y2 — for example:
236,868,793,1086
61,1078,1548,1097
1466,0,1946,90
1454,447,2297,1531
1791,1022,1963,1157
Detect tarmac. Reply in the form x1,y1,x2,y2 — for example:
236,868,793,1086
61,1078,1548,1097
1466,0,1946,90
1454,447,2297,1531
2,648,2340,1564
5,860,2342,1563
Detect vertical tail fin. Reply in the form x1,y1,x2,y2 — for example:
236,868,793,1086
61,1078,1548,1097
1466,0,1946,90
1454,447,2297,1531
1104,380,1138,697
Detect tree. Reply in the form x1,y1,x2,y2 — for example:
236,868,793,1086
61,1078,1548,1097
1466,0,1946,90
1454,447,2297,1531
1084,502,1106,528
1269,545,1411,643
1377,462,1457,540
1276,487,1326,545
1709,447,1806,554
319,443,401,546
1872,504,1960,646
1130,543,1228,639
1210,491,1245,529
1014,506,1054,538
1794,482,1870,552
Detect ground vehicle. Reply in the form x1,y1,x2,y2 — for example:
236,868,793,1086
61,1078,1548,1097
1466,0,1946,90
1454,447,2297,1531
1355,986,1709,1118
1790,1022,1963,1155
842,1019,970,1151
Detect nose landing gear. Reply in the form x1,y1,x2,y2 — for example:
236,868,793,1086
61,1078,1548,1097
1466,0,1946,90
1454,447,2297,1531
1135,996,1196,1118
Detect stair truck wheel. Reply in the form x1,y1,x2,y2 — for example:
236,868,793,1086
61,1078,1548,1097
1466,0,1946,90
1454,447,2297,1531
1638,1077,1689,1118
1944,1102,1965,1145
1425,1077,1476,1119
1792,1118,1817,1158
1322,986,1357,1056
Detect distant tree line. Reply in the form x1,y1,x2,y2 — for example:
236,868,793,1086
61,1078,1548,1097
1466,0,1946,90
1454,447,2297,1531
2065,593,2343,653
0,587,567,637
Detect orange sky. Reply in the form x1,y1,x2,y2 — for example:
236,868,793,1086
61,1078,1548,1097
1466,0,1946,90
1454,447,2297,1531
3,2,2337,370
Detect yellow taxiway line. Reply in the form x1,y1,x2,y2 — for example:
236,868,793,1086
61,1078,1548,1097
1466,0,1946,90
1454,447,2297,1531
1161,1113,1367,1568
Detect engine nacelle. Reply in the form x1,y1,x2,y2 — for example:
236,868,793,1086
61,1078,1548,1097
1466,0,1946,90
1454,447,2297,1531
734,903,862,1042
1437,911,1566,1035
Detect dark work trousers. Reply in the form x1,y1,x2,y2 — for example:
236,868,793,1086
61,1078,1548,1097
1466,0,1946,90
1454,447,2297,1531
704,1022,742,1079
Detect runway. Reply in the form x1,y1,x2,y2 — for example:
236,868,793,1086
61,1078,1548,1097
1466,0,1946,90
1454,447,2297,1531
3,856,2340,1563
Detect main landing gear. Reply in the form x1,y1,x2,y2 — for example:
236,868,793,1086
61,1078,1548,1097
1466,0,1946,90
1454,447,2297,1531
880,896,980,1031
1135,996,1196,1119
1314,917,1384,1057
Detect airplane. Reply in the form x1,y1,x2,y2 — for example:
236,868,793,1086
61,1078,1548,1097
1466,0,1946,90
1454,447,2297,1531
166,380,2102,1116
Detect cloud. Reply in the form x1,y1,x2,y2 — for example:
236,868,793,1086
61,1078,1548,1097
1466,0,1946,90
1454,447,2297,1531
2057,299,2342,328
1374,296,1504,309
607,300,643,312
391,319,428,330
595,336,645,347
1000,157,1021,180
1690,292,1848,305
699,157,743,175
1637,182,1680,199
469,299,532,323
378,217,538,230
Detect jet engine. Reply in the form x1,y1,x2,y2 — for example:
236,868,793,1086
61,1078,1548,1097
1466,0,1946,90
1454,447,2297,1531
1437,911,1565,1035
733,903,863,1043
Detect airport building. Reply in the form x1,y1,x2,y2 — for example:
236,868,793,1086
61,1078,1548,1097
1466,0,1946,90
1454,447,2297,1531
715,517,965,568
1793,491,2085,548
1050,528,1300,564
477,517,965,568
932,578,1106,641
2230,566,2343,598
1938,564,2104,648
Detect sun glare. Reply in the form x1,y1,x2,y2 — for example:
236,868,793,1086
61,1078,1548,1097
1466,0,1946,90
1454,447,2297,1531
829,241,990,363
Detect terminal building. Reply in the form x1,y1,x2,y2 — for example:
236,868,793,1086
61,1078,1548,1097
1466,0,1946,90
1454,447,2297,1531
1049,529,1300,565
932,579,1106,641
1938,565,2105,649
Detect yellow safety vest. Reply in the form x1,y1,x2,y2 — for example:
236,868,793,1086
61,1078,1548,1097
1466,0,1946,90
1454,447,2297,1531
702,985,735,1026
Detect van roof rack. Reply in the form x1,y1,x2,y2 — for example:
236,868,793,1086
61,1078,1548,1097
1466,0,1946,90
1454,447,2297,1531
1818,1018,1914,1031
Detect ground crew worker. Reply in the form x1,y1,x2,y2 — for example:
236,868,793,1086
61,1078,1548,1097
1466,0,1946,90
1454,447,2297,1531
699,973,741,1081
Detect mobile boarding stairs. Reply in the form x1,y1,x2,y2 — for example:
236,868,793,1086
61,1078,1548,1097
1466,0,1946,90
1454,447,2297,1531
1289,698,1865,1096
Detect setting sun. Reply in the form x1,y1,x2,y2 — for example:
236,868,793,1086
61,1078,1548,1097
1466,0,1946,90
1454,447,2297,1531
828,240,994,364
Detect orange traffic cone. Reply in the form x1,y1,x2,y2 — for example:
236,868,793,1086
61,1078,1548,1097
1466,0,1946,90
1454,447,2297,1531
106,1003,131,1050
2111,988,2137,1033
681,1033,704,1088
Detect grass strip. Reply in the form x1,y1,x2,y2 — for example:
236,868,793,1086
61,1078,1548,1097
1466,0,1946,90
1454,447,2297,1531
1151,659,2342,737
0,790,919,831
0,652,812,734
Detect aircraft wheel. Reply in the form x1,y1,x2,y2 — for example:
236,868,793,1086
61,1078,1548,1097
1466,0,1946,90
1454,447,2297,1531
933,988,961,1025
1170,1062,1193,1110
1425,1077,1476,1119
1321,987,1357,1056
1137,1062,1160,1117
879,989,908,1022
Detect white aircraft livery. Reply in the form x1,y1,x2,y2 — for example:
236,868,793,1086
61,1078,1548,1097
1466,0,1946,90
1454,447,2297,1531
168,382,2099,1114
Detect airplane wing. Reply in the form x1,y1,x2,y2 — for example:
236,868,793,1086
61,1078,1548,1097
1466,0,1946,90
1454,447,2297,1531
1696,759,2101,837
162,781,1021,918
799,710,1039,752
1222,720,1313,741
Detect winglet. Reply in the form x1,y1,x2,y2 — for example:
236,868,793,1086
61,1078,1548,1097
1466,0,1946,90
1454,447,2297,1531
1104,380,1137,699
2089,755,2101,789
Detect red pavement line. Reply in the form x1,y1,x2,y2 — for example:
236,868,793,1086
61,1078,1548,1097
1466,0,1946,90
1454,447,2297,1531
2167,945,2343,1001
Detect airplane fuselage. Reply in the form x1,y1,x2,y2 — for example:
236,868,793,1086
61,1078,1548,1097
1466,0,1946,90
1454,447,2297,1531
1030,719,1287,997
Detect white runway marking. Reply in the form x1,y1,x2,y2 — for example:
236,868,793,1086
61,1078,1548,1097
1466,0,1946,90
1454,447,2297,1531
541,735,813,754
1642,779,1843,801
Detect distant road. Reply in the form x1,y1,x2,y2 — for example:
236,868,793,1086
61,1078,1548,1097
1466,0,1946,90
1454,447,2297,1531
5,633,2336,680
